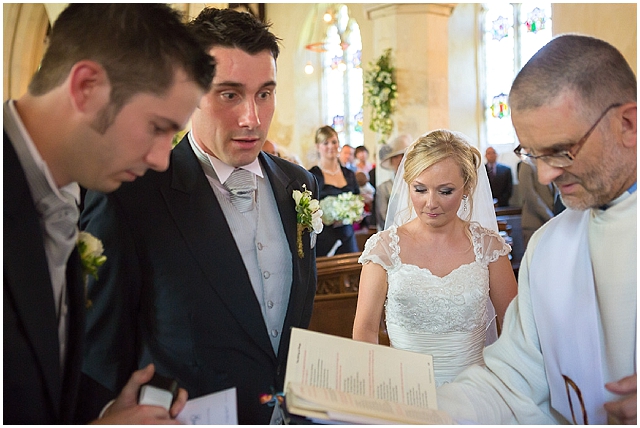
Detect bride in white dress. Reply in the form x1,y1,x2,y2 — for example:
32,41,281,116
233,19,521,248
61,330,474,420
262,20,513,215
353,130,517,386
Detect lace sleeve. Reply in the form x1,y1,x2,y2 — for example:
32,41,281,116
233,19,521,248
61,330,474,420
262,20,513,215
470,222,512,265
358,229,395,271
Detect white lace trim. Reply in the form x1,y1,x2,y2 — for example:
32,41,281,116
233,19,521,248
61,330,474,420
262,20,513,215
359,222,511,335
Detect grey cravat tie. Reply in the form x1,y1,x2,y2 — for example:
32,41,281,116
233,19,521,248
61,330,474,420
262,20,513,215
224,168,256,212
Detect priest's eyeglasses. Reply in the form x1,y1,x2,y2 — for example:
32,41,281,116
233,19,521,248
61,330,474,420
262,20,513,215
514,103,622,168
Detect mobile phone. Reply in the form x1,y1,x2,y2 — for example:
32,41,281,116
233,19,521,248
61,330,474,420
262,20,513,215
138,373,179,411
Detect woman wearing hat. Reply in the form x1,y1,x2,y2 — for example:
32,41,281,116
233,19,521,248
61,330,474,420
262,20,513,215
375,134,413,229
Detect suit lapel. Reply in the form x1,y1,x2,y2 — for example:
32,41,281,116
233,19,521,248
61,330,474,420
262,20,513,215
4,138,63,416
160,140,275,357
60,249,85,423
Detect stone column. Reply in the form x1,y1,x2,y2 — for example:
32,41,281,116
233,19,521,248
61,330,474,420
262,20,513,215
365,4,455,138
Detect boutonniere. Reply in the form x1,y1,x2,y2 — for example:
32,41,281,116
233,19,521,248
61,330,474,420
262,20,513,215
77,231,107,308
292,184,323,258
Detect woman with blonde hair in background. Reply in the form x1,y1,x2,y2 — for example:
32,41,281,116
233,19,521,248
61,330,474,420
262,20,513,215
353,129,517,385
309,126,360,256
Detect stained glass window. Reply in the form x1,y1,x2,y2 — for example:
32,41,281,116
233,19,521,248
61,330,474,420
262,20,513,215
482,3,552,146
322,5,364,147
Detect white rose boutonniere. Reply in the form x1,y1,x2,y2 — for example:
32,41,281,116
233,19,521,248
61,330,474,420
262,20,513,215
77,231,107,308
293,184,323,258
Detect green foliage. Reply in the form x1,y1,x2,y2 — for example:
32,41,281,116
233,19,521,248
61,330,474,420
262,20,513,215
364,48,397,144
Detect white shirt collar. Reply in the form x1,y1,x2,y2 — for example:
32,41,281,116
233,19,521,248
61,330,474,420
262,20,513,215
6,100,80,204
188,131,264,183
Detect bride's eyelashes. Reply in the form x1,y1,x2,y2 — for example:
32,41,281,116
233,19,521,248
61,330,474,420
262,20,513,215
411,185,456,196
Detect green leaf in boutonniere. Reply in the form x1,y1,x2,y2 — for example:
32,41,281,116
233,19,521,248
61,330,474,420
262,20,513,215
77,231,107,308
292,184,323,258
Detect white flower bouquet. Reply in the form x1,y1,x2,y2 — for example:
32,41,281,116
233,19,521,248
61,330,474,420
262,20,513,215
320,192,365,226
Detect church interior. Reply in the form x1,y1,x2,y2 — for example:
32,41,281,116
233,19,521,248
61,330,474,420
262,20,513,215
4,3,637,339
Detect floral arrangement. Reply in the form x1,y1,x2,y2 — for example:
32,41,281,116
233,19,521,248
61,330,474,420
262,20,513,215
320,192,365,226
364,48,397,144
77,231,107,308
292,185,324,258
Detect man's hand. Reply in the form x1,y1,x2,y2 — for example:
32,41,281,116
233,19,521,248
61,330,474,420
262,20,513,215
604,373,636,424
91,364,188,424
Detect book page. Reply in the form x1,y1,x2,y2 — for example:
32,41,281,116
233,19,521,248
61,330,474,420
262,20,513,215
176,387,237,425
286,383,452,425
284,328,437,409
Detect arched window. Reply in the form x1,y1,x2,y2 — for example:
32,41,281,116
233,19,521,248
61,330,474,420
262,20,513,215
321,5,364,147
482,3,552,147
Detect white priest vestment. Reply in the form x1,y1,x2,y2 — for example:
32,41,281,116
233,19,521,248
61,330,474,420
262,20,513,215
436,190,636,424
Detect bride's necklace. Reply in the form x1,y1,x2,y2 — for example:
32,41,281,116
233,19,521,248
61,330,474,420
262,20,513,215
320,164,341,175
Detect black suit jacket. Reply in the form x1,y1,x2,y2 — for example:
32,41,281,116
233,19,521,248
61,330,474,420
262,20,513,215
78,137,318,424
486,163,513,207
4,133,85,424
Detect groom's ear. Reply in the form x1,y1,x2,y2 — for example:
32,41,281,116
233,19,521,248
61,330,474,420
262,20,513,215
68,60,110,116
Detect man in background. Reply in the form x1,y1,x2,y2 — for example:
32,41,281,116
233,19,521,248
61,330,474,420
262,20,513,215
79,8,319,424
339,144,357,171
4,4,214,424
518,159,563,248
263,139,280,157
485,146,513,206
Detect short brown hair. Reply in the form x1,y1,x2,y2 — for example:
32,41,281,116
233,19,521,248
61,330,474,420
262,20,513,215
510,34,636,115
188,7,280,60
29,4,215,131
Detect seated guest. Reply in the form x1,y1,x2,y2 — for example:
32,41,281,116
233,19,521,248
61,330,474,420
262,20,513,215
518,159,562,249
262,139,280,157
355,145,374,179
339,144,357,171
355,171,375,230
485,146,513,206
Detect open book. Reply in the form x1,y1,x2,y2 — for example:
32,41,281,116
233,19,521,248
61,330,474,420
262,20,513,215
283,328,452,424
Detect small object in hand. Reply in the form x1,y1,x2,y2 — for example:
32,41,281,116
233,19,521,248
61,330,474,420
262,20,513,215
138,373,179,411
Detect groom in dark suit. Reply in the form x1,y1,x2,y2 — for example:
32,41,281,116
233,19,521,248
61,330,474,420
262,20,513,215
4,4,214,424
79,8,319,425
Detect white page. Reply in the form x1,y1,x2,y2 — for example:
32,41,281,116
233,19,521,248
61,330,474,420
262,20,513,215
176,387,238,425
285,328,437,409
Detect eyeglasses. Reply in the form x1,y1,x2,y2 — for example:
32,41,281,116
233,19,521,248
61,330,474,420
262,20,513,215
514,103,622,168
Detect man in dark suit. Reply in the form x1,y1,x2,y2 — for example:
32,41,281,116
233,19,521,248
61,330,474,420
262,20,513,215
485,146,513,206
3,4,214,424
518,159,562,248
79,8,319,425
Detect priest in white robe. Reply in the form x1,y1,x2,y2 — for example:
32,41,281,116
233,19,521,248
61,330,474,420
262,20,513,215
437,34,637,425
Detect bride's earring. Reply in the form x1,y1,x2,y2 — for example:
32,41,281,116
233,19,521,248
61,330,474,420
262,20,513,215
462,195,468,212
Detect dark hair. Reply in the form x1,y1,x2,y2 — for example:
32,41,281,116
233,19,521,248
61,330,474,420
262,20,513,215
355,145,369,156
29,4,215,132
510,34,636,115
188,7,280,60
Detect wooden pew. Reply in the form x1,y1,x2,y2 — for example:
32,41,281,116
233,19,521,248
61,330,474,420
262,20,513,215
308,252,389,345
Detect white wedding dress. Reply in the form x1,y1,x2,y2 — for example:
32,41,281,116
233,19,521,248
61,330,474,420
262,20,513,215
359,222,510,386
